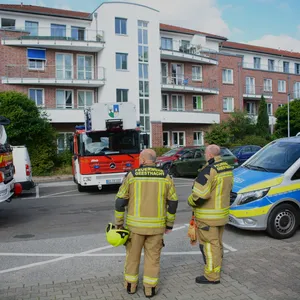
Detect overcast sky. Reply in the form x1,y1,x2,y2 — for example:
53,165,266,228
2,0,300,51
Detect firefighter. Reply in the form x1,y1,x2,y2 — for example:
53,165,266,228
114,149,178,297
187,144,233,284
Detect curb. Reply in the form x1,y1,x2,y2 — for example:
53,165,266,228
33,175,73,183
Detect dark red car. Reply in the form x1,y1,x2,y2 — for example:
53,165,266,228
156,147,198,171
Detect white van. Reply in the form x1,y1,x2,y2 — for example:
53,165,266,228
12,146,35,190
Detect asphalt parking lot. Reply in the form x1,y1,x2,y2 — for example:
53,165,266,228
0,178,299,300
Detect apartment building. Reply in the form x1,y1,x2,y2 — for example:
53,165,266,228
0,2,299,150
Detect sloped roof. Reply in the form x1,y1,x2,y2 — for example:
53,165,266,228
0,4,91,20
160,23,227,41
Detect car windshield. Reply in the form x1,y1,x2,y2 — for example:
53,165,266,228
244,141,300,173
221,148,233,156
79,130,140,156
231,146,242,155
162,149,187,157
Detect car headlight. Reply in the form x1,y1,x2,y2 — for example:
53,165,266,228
238,188,269,205
83,177,92,182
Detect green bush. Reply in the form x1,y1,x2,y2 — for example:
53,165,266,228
204,123,232,147
151,147,171,157
55,150,72,167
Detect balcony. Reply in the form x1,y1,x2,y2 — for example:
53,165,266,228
243,85,272,100
160,40,218,65
161,109,220,124
44,109,84,123
1,27,105,52
2,65,106,87
243,62,300,75
161,75,218,94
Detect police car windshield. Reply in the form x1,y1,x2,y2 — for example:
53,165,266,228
244,141,300,173
80,130,140,156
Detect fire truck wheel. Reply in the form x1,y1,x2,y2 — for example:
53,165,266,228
77,184,86,192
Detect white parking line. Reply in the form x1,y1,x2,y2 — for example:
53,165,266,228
38,181,75,188
223,243,237,252
40,189,77,198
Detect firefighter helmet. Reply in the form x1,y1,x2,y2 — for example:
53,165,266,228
106,223,129,247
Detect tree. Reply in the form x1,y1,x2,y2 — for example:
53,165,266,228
204,123,232,147
274,99,300,137
226,110,256,142
256,95,269,138
0,91,58,175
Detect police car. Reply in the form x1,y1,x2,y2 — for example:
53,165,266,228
229,136,300,239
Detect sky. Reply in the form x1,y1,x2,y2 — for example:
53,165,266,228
1,0,300,51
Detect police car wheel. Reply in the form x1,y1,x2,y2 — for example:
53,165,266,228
267,204,299,239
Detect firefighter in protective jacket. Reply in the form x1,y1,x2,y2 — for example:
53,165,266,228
115,149,178,298
187,144,233,284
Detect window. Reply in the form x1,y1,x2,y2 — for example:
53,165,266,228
295,63,300,75
163,132,170,147
222,69,233,84
192,66,202,81
1,18,15,29
139,63,148,79
193,132,203,146
161,62,168,84
78,91,93,108
138,45,148,62
27,48,46,70
56,90,73,109
25,21,38,36
283,61,289,73
193,96,203,111
264,79,272,92
172,132,185,147
51,24,66,37
278,80,286,93
180,40,190,52
116,89,128,102
246,102,256,115
161,37,173,50
77,55,93,80
254,57,261,69
246,77,255,94
56,53,73,79
138,22,148,45
71,26,85,41
162,94,169,110
57,132,73,153
294,82,300,99
139,81,149,97
139,98,150,131
268,59,274,71
116,53,128,70
267,103,273,116
223,97,234,112
29,88,44,106
278,104,284,108
115,17,127,35
171,95,184,111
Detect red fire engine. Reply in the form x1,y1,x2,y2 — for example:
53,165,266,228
0,116,22,203
70,102,149,192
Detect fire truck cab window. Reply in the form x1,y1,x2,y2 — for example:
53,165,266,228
80,130,139,156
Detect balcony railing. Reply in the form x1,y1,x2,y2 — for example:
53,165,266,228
243,62,300,75
1,26,105,43
4,64,106,81
161,74,218,92
160,39,218,61
244,85,272,98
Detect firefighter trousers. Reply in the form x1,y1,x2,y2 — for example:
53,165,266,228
124,232,164,293
196,221,225,281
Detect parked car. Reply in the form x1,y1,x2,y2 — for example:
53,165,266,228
230,145,261,165
169,147,238,177
156,146,198,171
12,146,35,191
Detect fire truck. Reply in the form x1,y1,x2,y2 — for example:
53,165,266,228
70,102,149,192
0,116,22,203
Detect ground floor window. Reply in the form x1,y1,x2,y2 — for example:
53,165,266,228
267,103,273,116
246,102,257,115
193,131,204,145
57,132,73,153
172,131,185,147
163,131,169,147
